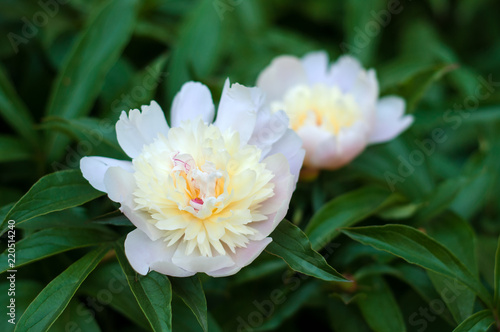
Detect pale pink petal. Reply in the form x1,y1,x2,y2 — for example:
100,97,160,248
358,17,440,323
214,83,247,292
301,50,330,84
171,242,234,274
116,101,169,158
214,79,261,145
124,229,194,277
208,238,273,277
369,96,414,144
103,166,163,241
264,128,304,177
248,109,289,157
250,154,295,240
309,122,369,169
256,56,308,103
296,125,332,168
351,69,379,116
80,156,133,192
170,82,215,127
328,55,364,92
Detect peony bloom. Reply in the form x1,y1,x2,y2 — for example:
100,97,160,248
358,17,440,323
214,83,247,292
257,51,413,171
80,80,304,277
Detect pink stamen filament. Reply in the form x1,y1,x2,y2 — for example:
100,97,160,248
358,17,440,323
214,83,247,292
190,198,204,212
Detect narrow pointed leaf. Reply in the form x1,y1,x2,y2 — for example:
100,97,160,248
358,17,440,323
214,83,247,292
452,310,495,332
15,246,109,332
0,65,37,146
357,276,406,332
45,0,138,161
384,63,457,113
494,236,500,309
116,241,173,332
266,220,348,282
0,170,104,235
305,186,398,250
0,135,31,163
171,276,208,332
0,227,117,273
426,212,478,324
342,225,492,305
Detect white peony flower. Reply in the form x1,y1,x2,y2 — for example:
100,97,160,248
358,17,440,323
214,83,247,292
80,80,304,277
257,51,414,171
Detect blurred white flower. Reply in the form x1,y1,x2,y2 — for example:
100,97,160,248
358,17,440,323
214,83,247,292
80,80,304,277
257,51,413,171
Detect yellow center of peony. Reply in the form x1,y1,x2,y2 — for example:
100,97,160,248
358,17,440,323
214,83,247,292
271,84,361,134
132,119,275,257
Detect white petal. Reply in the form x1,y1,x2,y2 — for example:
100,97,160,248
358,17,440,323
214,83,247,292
351,69,379,115
116,101,169,158
296,125,332,168
171,242,235,274
170,82,215,127
369,96,414,144
250,154,295,239
265,128,304,176
256,55,308,103
124,229,194,277
103,166,164,241
309,122,369,170
80,156,133,192
214,79,261,145
286,148,306,182
328,55,364,92
208,238,273,277
301,50,330,84
248,109,289,157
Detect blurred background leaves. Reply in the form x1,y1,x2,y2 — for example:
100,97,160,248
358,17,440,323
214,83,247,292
0,0,500,331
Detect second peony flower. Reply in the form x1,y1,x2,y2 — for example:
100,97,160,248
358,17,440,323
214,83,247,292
257,51,414,172
80,80,304,277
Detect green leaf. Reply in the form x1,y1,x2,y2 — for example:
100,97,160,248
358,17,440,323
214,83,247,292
171,276,208,332
1,170,104,235
384,63,456,113
0,280,43,332
266,220,348,282
494,235,500,309
413,177,471,225
342,0,387,64
80,262,149,330
305,186,398,250
254,281,321,331
341,225,492,306
357,276,406,332
15,246,109,332
0,65,38,147
0,135,31,163
165,0,222,102
102,53,169,119
426,212,478,324
45,0,138,161
452,310,495,332
116,240,173,332
41,116,127,159
50,300,101,332
327,297,371,332
0,227,117,273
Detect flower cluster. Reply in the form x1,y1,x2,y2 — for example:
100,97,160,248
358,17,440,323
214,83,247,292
81,52,413,277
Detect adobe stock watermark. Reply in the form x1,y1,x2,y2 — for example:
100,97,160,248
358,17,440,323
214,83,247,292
7,0,70,54
408,277,468,332
236,242,341,332
213,0,245,21
384,74,500,192
50,66,167,177
340,0,404,56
